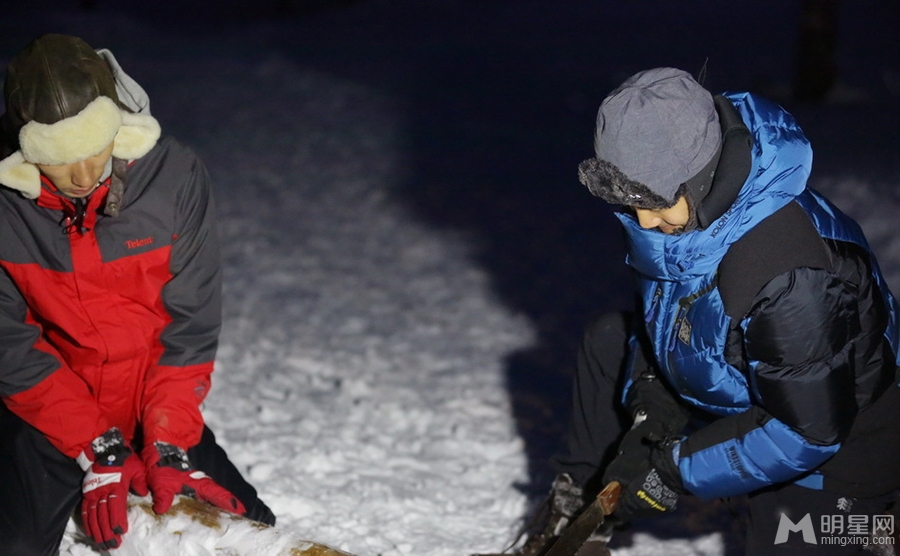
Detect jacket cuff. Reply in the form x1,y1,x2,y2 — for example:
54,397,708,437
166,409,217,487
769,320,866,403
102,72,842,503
652,438,688,495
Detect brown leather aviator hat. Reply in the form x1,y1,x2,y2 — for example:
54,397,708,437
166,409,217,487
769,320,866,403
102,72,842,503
0,34,160,198
2,34,120,151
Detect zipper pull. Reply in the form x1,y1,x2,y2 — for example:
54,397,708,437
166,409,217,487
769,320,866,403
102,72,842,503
60,198,89,235
669,305,687,352
645,286,663,323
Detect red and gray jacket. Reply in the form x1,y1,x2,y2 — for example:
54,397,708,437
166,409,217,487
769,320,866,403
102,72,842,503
0,135,221,459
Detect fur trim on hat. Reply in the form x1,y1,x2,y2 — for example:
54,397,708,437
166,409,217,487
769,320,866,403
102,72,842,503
578,157,676,210
0,96,160,199
112,110,161,160
20,96,122,165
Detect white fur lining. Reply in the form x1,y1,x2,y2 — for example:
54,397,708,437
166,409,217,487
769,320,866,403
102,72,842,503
0,97,160,198
112,110,161,160
20,96,122,165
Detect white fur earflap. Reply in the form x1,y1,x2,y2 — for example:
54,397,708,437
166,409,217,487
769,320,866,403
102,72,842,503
18,95,161,166
1,95,161,198
19,96,122,166
112,110,161,160
0,150,42,198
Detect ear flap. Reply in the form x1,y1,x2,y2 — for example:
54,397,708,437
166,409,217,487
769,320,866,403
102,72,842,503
112,111,161,160
0,150,41,199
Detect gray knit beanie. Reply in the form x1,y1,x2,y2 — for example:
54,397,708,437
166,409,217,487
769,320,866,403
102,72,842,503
578,67,721,209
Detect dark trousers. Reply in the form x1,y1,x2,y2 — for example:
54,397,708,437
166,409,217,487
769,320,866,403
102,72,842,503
552,311,897,555
0,402,274,556
551,311,633,493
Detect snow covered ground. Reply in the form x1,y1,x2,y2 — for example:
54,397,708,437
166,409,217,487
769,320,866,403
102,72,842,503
2,1,899,555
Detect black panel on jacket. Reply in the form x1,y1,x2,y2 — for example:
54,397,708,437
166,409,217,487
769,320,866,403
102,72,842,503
678,405,771,458
747,267,858,445
718,200,831,321
713,197,900,495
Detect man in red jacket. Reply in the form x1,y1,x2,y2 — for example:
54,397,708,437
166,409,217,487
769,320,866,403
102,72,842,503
0,34,274,554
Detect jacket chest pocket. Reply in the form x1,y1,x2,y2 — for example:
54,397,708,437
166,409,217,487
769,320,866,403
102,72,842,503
663,285,752,411
670,281,718,352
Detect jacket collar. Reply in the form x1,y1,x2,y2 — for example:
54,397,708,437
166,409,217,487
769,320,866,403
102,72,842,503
36,174,111,235
619,92,812,282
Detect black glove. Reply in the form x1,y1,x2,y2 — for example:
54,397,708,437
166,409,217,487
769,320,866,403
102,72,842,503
601,369,690,522
602,428,685,522
626,372,690,435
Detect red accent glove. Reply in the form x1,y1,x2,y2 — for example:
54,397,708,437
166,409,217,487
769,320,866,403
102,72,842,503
143,441,247,516
79,428,149,550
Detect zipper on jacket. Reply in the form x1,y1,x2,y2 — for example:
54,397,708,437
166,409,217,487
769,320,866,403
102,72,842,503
646,286,663,323
665,302,696,396
669,280,718,352
60,198,89,235
669,304,688,352
665,280,719,396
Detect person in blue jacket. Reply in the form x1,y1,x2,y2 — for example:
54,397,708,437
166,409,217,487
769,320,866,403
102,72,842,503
513,68,900,556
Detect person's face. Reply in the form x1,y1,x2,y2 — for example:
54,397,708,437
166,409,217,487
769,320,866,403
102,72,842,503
632,196,690,234
36,142,114,199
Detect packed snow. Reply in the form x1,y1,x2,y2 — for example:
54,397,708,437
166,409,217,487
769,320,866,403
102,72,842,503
2,1,899,555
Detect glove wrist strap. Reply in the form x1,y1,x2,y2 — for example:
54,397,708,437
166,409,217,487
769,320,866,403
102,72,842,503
154,441,193,471
83,427,131,469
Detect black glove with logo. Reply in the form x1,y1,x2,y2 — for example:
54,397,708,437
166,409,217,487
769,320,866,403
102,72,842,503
602,430,685,521
602,371,690,522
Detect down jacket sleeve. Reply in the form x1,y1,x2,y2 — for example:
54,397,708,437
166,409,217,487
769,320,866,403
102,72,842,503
675,266,859,498
140,150,222,449
0,268,111,457
745,267,859,444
